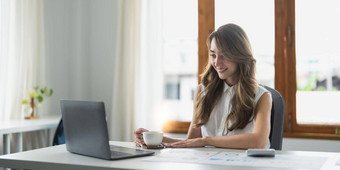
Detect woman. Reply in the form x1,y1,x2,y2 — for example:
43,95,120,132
134,23,272,149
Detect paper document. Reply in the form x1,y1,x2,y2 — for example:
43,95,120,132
144,149,218,163
336,156,340,165
145,150,328,169
202,152,327,169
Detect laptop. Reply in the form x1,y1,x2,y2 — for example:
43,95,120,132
60,100,154,160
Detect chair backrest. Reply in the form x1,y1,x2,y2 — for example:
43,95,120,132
53,119,65,146
264,86,285,150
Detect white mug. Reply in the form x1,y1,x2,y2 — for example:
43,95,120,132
142,131,163,146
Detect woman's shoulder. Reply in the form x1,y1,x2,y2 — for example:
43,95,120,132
256,84,269,94
255,84,271,103
256,84,269,92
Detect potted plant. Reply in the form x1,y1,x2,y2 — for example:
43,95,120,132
22,86,53,119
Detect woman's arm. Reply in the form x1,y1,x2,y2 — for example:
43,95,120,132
187,85,203,139
169,92,272,149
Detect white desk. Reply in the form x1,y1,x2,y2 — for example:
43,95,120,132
0,141,340,170
0,116,60,154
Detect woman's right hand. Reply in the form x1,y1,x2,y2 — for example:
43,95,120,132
133,128,149,147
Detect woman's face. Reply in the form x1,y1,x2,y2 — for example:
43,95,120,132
210,38,237,85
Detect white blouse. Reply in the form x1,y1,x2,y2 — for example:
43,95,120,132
201,83,271,149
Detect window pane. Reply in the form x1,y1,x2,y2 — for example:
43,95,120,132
215,0,275,88
296,0,340,125
162,0,198,121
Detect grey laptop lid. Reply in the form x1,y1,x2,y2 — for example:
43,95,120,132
60,100,154,160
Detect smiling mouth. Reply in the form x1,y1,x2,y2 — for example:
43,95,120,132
216,68,227,73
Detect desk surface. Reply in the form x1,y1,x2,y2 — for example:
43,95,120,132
0,141,339,170
0,116,60,134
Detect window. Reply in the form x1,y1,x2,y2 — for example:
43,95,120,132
295,0,340,125
197,0,340,139
274,0,340,138
162,0,198,122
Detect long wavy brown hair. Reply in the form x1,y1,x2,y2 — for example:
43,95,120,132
194,23,257,132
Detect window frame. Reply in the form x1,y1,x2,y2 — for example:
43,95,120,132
275,0,340,139
163,0,340,140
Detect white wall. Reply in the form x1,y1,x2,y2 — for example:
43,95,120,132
45,0,118,122
0,0,119,156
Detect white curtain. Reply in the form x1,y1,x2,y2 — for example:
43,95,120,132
110,0,164,142
0,0,48,153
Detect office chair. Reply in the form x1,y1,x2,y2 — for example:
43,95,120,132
52,119,65,145
264,86,285,150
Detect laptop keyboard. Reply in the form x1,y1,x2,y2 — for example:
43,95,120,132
110,145,138,152
110,150,133,157
109,145,155,159
110,145,140,157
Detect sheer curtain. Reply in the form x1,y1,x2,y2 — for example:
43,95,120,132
110,0,163,141
0,0,48,153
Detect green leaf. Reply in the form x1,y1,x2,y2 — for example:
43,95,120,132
37,95,44,103
33,86,39,91
22,100,28,104
30,91,38,98
40,89,45,94
49,89,53,96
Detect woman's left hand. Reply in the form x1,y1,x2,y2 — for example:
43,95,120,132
165,138,205,148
